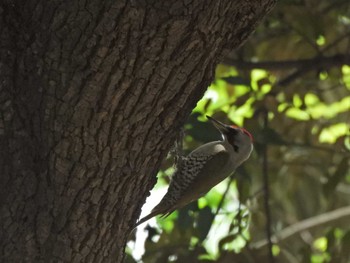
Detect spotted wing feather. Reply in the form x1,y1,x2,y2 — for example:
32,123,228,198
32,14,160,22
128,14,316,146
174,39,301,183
133,150,230,229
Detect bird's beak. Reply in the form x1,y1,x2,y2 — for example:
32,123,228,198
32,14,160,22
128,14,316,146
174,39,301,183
206,115,231,134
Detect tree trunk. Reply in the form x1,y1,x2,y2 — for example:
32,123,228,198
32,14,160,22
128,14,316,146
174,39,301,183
0,0,275,262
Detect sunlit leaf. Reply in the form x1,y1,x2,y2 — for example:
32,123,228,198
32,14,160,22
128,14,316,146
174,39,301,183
293,94,303,108
272,245,280,256
277,102,289,112
311,253,330,263
215,64,238,78
251,69,268,91
314,237,328,252
345,136,350,151
319,71,328,80
285,107,310,120
304,93,319,106
316,35,326,46
342,65,350,90
319,123,349,143
204,188,224,208
306,96,350,119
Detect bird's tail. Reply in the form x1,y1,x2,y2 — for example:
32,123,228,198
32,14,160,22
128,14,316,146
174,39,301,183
127,209,161,240
131,201,177,231
133,210,160,229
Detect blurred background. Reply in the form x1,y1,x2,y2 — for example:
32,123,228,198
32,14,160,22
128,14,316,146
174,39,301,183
127,0,350,262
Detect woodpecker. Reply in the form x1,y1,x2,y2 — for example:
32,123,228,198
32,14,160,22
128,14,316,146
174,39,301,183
134,115,253,229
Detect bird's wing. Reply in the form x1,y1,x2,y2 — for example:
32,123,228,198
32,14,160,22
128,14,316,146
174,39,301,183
179,150,231,199
133,150,231,228
156,149,231,213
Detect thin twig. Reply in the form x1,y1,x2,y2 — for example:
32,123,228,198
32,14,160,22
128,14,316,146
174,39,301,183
195,176,234,247
236,181,244,235
214,176,234,216
262,110,275,263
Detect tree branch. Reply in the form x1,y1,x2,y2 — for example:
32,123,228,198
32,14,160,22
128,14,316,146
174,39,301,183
222,53,350,71
252,206,350,249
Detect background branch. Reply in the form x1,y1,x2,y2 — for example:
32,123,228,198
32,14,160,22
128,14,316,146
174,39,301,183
222,53,350,71
252,206,350,249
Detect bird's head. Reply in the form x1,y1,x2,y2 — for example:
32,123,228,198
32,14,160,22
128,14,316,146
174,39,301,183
206,115,253,155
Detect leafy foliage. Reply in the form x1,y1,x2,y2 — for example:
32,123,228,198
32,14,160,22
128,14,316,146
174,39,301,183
127,1,350,262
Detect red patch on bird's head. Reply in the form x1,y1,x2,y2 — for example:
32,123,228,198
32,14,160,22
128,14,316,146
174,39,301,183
242,128,254,142
231,125,253,142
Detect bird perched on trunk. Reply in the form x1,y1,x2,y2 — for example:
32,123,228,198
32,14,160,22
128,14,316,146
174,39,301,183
133,115,253,229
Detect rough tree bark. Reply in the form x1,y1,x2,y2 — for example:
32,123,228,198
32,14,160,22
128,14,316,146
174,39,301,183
0,0,275,262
